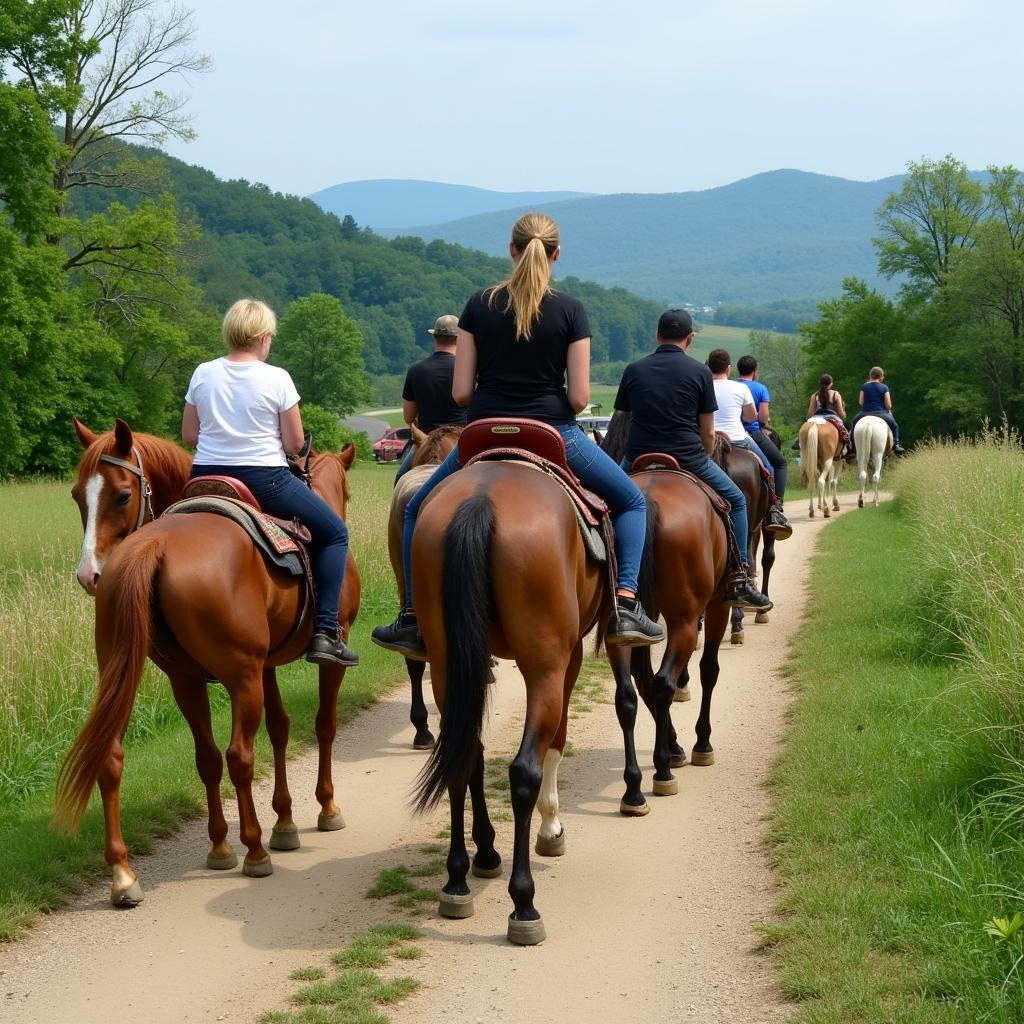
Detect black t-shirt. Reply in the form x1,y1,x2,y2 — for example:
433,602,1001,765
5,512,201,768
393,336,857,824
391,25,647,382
458,287,590,425
615,345,718,462
402,351,467,433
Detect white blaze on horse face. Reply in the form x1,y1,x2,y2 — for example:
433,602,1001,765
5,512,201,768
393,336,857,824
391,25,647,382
76,474,105,592
537,748,563,840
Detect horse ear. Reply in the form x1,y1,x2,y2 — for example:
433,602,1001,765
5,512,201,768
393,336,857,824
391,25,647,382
73,417,97,448
410,424,428,446
339,442,356,469
113,418,134,455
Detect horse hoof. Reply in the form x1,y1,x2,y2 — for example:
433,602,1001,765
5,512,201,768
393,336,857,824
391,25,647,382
439,890,475,919
507,914,546,946
243,855,273,878
731,631,745,645
206,847,239,870
823,509,831,518
858,497,864,508
269,824,301,851
690,750,715,766
535,830,566,857
471,857,503,878
317,811,346,832
669,751,687,768
619,796,650,816
652,777,678,796
413,734,436,751
754,611,769,624
673,685,691,703
111,880,144,908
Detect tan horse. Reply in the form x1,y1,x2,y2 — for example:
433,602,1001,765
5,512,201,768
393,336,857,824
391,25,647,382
386,424,462,749
799,418,843,518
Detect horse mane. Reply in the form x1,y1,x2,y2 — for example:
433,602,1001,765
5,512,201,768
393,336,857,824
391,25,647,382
599,410,631,464
414,425,464,468
309,449,352,511
78,430,192,484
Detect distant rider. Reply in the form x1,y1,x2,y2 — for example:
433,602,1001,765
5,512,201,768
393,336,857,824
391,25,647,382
736,354,789,505
847,366,906,456
798,373,851,455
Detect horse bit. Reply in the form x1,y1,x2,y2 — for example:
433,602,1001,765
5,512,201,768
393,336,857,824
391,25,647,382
99,447,155,530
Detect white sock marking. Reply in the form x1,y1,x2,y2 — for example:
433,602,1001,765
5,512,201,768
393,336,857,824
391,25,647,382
536,748,563,840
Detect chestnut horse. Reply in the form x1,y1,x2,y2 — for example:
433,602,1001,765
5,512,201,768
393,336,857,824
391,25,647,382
607,468,730,815
386,423,463,749
58,421,360,906
800,417,843,518
410,460,607,945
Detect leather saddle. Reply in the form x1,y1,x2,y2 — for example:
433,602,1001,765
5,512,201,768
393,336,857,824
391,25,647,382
457,418,615,569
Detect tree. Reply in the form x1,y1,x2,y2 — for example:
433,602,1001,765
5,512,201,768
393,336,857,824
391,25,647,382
874,155,984,295
273,294,371,416
747,329,807,427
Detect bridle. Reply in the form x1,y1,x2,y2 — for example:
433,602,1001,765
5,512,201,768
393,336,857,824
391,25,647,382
99,446,155,531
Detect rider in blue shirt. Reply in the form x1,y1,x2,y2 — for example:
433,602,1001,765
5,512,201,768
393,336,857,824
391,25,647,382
848,366,905,455
737,355,788,504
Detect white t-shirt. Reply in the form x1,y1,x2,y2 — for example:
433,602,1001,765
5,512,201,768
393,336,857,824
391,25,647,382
712,378,754,442
185,357,300,466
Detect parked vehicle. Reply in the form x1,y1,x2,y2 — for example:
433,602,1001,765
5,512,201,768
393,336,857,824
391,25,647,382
373,426,411,463
577,414,612,440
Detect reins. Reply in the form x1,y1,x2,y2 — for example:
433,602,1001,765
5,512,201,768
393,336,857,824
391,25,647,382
99,446,155,530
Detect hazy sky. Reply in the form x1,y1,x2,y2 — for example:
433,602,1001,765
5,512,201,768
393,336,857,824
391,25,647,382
162,0,1023,198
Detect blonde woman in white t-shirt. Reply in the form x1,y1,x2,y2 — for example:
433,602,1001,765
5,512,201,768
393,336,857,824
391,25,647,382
182,299,358,667
707,348,791,537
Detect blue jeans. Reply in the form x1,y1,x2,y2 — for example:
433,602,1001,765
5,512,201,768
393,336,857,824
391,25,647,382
191,465,349,634
401,424,646,607
623,453,749,565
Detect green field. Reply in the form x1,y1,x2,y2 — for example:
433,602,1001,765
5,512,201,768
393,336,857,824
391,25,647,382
0,462,409,942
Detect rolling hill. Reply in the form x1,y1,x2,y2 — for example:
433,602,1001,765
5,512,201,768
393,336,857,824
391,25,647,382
307,179,593,231
394,169,907,305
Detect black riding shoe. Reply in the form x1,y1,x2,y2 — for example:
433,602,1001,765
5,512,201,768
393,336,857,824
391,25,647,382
724,572,774,612
893,443,907,455
371,611,428,662
764,506,793,540
307,632,359,668
605,597,665,647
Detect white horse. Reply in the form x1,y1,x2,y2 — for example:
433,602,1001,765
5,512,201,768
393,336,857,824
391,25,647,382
854,416,892,508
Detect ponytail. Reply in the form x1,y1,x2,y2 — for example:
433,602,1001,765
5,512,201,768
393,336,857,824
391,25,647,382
817,374,833,411
487,212,559,341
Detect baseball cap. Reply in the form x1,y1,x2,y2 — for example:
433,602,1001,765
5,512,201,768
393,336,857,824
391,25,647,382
428,314,459,338
657,308,694,339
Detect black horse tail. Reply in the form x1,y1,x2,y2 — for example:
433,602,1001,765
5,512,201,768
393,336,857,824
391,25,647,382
413,492,496,813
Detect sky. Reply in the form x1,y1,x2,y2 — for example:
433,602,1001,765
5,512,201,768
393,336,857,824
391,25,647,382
161,0,1024,198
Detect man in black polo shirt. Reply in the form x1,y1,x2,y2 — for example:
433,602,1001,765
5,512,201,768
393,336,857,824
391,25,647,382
395,314,468,482
614,309,771,611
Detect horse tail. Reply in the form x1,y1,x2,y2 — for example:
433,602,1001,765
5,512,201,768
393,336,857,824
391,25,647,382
801,423,819,488
413,493,496,813
54,533,164,834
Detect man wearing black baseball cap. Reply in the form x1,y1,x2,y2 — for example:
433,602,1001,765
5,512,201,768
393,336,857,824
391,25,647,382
395,315,468,482
613,309,772,611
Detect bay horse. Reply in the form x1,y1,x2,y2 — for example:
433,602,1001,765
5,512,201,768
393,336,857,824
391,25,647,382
854,416,892,508
58,419,360,906
606,465,730,815
410,449,608,945
799,417,843,518
386,423,462,749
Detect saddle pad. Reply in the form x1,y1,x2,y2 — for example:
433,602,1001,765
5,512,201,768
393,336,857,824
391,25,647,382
163,496,305,577
808,416,844,444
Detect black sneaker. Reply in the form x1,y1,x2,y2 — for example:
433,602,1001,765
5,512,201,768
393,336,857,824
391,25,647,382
724,572,774,612
893,443,907,454
764,506,793,540
371,611,428,661
606,596,665,647
307,632,359,667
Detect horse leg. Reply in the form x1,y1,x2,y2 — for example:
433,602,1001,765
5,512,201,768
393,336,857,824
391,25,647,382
166,670,237,870
873,449,883,506
831,465,841,511
95,737,144,906
731,604,745,644
438,776,475,919
675,663,691,703
755,532,776,624
651,619,698,796
223,670,272,876
820,468,831,517
858,458,867,508
263,668,300,852
468,741,501,876
610,643,648,816
407,657,435,750
536,639,583,852
314,662,347,831
692,598,728,765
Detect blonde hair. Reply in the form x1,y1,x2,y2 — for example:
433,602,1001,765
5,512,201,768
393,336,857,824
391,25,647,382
869,366,884,380
487,212,559,341
222,299,277,351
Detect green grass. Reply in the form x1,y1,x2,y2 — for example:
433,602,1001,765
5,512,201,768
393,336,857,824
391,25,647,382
769,477,1024,1021
0,462,409,942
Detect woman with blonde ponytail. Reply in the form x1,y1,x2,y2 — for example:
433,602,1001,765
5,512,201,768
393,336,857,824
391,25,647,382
372,213,663,658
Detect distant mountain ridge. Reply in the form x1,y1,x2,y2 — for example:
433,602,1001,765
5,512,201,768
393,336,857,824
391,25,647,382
391,169,909,305
308,179,594,231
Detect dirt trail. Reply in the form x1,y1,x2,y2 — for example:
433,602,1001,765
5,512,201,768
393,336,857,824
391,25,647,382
1,499,847,1024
